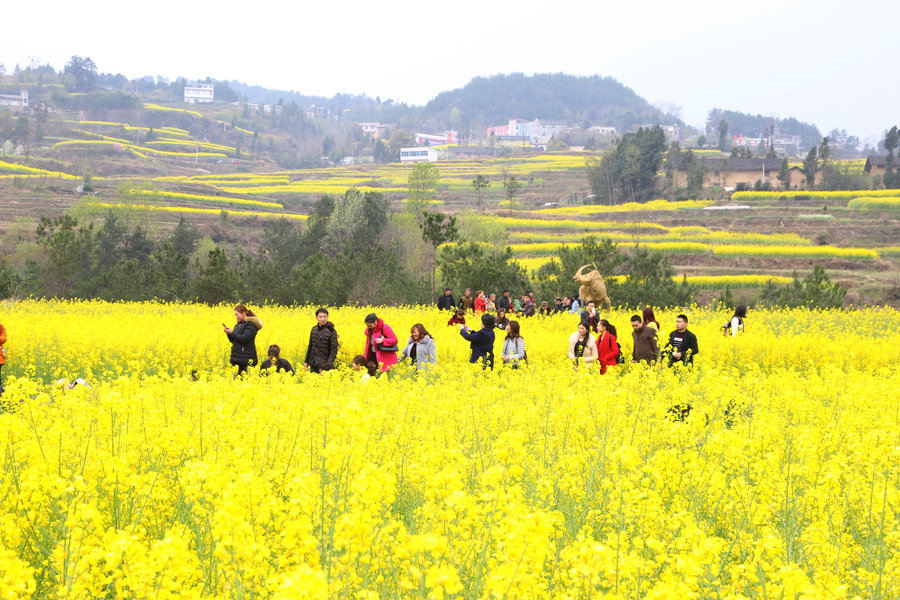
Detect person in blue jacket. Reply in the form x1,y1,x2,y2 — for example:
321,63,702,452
460,313,496,370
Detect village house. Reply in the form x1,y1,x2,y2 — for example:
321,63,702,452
672,157,787,189
863,155,897,178
184,83,214,103
486,118,568,145
0,90,29,109
358,122,389,138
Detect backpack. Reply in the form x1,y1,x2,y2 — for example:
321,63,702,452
615,341,625,365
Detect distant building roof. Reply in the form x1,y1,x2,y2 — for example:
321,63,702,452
699,158,784,172
864,155,893,172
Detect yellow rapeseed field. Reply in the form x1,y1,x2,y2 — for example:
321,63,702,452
0,300,899,599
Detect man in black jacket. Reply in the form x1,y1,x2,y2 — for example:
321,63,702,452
305,308,339,373
460,313,496,370
665,314,699,367
437,288,455,311
495,290,512,312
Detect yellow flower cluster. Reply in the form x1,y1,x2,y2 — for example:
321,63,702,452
847,196,900,211
143,103,204,118
509,230,810,246
130,189,282,209
712,245,878,259
732,189,900,202
535,199,713,214
511,241,710,256
0,300,898,598
86,202,307,221
494,217,667,231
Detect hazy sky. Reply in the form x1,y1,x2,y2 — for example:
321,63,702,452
2,0,897,142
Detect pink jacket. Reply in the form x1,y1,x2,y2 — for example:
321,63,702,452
363,319,399,371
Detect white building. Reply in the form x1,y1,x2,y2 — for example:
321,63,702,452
184,83,214,103
0,90,29,109
400,147,439,162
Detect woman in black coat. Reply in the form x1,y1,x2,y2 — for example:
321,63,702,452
223,304,263,376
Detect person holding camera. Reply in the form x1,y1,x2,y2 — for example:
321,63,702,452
363,313,398,372
460,313,496,370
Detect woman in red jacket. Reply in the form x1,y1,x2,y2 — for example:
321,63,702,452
596,318,620,375
363,313,399,372
473,290,486,314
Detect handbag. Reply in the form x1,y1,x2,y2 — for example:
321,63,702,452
377,342,399,353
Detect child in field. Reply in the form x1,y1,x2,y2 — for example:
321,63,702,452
352,354,378,381
447,309,467,326
260,344,295,375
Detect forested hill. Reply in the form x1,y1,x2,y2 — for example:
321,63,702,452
705,109,822,150
420,73,677,132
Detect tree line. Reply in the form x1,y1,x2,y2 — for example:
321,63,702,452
0,192,846,310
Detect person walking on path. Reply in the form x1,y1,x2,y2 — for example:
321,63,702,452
501,320,526,368
304,307,339,373
665,314,699,367
363,313,399,372
630,314,659,365
569,322,598,368
460,313,496,370
437,288,456,311
596,319,620,375
224,305,263,377
400,323,437,372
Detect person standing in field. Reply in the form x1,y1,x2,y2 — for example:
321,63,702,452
261,344,296,375
485,293,497,312
496,290,512,312
631,314,659,365
400,323,437,372
460,313,496,370
224,305,263,377
459,288,475,313
437,288,456,311
580,300,599,333
642,307,661,334
304,307,339,373
501,320,526,368
474,290,486,314
596,319,620,375
723,304,748,336
363,313,399,372
494,308,509,331
665,314,700,367
569,322,598,368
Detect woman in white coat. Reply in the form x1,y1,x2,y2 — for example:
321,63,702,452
401,323,437,372
568,322,598,368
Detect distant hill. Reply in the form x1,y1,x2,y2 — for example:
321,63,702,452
419,73,678,133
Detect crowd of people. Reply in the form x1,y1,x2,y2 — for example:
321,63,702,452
217,292,749,380
0,298,746,394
